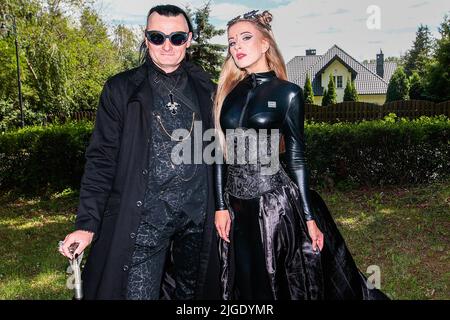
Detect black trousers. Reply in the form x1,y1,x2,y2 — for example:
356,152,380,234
126,199,203,300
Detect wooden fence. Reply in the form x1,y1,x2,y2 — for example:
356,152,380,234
46,100,450,124
45,110,96,124
305,100,450,123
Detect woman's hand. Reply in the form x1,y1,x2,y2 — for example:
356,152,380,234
59,230,94,259
215,210,231,243
306,220,324,252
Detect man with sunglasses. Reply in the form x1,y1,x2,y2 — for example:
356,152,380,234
59,4,220,300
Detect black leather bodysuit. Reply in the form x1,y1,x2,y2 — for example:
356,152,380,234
214,71,315,221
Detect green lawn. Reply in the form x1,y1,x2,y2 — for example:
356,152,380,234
0,181,449,300
0,189,78,299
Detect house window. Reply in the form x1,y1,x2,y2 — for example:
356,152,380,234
335,76,343,88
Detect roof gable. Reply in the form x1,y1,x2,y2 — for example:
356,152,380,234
316,55,358,78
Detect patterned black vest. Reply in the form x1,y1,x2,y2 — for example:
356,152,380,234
142,59,207,225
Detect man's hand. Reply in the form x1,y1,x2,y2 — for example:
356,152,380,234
215,210,231,243
59,230,94,259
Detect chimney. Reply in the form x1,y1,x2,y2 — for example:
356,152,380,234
376,49,384,79
306,49,316,56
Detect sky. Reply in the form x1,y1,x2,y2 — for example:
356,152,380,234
93,0,450,63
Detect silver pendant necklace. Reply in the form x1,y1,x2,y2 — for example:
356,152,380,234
166,93,180,115
163,75,181,115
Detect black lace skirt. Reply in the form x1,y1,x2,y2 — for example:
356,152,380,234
219,165,389,300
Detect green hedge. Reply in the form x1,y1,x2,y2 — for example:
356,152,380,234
0,122,93,195
0,114,449,195
305,114,450,189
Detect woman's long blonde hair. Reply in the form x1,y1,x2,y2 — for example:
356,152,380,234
213,15,288,157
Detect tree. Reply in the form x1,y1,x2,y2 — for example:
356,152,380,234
343,79,352,102
424,14,450,102
321,88,329,106
343,78,358,102
351,80,359,101
386,67,410,102
303,74,314,104
402,24,434,77
188,1,226,81
72,6,121,110
325,74,337,105
24,7,76,114
362,56,401,64
0,0,43,119
362,59,375,64
385,56,402,63
113,24,140,71
409,71,425,100
0,0,124,125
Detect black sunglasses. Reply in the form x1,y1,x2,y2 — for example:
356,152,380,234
145,30,189,46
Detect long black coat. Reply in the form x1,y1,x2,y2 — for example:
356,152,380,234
75,60,221,300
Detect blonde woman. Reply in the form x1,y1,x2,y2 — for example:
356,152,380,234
213,10,388,300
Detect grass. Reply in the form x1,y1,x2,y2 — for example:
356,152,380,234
0,189,78,299
321,180,450,300
0,181,449,300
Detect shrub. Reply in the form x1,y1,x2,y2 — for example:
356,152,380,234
0,121,93,195
305,114,450,188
